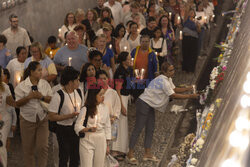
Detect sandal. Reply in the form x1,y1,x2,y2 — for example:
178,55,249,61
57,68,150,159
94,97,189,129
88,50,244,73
126,156,139,165
114,154,125,161
143,155,159,162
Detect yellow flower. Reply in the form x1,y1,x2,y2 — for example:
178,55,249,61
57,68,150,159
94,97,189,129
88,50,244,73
216,98,222,107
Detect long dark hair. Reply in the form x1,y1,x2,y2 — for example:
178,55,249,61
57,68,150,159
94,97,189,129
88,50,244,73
85,86,102,118
0,66,4,91
79,63,96,83
23,61,40,80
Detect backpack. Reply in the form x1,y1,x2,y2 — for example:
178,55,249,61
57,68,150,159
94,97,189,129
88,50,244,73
49,88,82,133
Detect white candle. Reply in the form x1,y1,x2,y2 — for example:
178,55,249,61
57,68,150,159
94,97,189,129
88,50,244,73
49,51,53,58
192,85,196,94
137,28,140,33
204,16,207,23
140,68,145,80
169,12,172,20
94,114,98,127
180,31,183,40
68,57,72,66
58,28,61,34
124,46,127,51
177,16,181,24
16,72,21,84
212,15,215,21
155,52,158,55
109,44,112,49
135,69,139,79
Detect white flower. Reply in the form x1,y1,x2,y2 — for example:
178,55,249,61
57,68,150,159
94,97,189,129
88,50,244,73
196,147,201,152
210,68,218,80
197,138,205,146
191,158,198,165
210,80,216,89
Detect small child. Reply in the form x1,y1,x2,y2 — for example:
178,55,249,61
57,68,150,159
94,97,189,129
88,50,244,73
45,35,60,59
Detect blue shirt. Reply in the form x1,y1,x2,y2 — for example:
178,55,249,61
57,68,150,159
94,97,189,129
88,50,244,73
102,48,114,67
53,44,88,71
0,48,12,68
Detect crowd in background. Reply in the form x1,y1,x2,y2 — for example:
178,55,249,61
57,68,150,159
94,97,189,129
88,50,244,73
0,0,216,166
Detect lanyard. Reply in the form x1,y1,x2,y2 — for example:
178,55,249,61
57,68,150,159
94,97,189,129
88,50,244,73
65,88,77,112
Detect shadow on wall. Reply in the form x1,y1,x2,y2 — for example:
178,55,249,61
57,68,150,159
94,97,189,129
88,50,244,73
0,0,97,45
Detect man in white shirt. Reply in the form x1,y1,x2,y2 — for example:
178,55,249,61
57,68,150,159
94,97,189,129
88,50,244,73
126,62,199,165
2,14,31,56
104,0,123,26
6,46,27,88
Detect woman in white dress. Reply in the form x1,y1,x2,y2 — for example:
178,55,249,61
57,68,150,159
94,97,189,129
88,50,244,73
0,66,16,167
126,22,141,53
75,86,111,167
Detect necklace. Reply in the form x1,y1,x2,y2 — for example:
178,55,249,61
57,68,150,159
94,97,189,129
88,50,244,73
64,87,77,112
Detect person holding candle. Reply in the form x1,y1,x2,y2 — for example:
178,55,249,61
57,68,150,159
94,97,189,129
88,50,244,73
14,61,52,167
150,26,168,68
130,35,159,99
45,36,60,59
182,9,201,73
0,66,16,167
126,22,141,53
48,66,83,167
74,85,111,167
158,15,175,64
58,12,77,46
112,51,133,161
6,46,27,88
24,42,57,83
54,31,88,72
127,62,199,165
96,34,116,78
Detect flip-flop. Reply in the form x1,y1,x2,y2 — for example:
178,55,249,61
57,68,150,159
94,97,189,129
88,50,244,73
143,155,159,162
126,156,139,165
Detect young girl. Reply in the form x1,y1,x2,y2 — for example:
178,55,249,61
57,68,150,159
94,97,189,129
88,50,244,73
75,86,111,167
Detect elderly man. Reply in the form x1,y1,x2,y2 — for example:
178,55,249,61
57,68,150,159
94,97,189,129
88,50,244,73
2,14,31,56
104,0,123,26
53,31,88,72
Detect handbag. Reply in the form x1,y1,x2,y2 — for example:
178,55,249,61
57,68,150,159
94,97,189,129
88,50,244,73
105,154,119,167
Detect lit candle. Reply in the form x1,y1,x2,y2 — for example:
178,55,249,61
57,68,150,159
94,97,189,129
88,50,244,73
169,12,172,20
192,85,196,94
212,14,215,21
179,31,183,40
58,28,61,34
135,69,139,79
124,46,127,51
140,68,145,80
204,16,207,23
155,52,158,55
68,57,72,66
177,16,181,24
137,28,140,33
16,72,21,84
49,51,53,58
109,44,112,49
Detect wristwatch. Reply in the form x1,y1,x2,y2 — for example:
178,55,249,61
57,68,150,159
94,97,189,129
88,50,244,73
41,96,45,101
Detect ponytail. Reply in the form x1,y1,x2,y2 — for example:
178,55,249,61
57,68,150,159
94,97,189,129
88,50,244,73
23,61,40,80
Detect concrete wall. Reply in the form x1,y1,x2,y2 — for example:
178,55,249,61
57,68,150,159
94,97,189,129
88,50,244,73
0,0,97,45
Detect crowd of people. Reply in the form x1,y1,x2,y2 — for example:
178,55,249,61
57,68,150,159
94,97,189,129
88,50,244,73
0,0,216,166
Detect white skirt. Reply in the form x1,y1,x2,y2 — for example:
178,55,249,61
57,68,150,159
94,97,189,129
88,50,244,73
111,95,129,153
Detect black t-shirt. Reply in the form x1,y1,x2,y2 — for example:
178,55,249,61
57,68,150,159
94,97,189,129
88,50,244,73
140,28,154,38
93,7,102,17
114,65,131,96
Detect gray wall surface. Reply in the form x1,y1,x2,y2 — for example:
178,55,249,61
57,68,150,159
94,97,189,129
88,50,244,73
0,0,97,45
